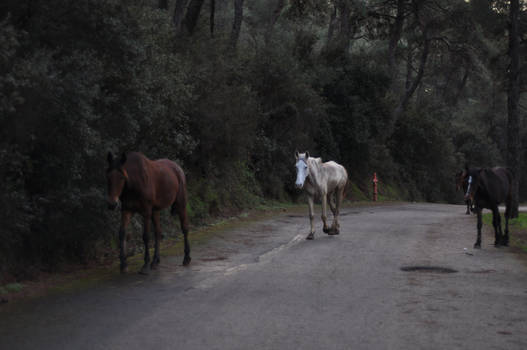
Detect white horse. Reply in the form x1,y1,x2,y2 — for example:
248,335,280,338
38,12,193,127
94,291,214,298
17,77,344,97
294,151,348,240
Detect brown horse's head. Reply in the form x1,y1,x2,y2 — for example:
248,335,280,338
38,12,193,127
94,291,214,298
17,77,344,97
455,170,466,192
106,152,128,210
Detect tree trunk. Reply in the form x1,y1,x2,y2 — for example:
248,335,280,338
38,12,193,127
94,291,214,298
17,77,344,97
336,0,352,53
388,0,405,77
158,0,169,10
405,44,413,91
392,28,430,121
265,0,286,44
210,0,215,37
230,0,244,49
507,0,520,218
173,0,190,34
184,0,205,35
326,4,337,44
451,66,469,107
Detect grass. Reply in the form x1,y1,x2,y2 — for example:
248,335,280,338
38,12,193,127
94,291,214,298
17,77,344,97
482,212,527,253
0,283,24,296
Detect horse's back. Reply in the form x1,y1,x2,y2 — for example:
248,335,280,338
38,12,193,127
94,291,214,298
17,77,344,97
481,167,512,204
322,161,348,189
492,167,513,199
124,152,186,209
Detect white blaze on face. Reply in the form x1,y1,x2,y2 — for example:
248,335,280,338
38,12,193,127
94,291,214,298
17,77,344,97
295,159,308,188
465,176,472,197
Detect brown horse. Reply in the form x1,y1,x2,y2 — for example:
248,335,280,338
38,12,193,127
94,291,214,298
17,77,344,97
106,152,191,274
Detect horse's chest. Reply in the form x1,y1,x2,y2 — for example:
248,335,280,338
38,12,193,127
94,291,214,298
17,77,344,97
120,192,144,212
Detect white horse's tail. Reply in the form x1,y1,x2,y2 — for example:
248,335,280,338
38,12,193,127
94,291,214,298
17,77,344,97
342,179,351,201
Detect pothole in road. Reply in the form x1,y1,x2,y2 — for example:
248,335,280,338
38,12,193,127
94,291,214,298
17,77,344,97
200,257,228,262
400,266,458,273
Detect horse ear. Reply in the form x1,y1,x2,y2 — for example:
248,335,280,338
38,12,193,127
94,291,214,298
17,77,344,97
295,150,299,160
107,152,114,165
305,151,310,159
120,153,127,165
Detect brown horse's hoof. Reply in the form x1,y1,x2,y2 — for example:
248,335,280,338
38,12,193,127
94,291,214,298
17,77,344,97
139,265,150,275
323,227,331,234
120,264,128,274
306,233,314,240
474,242,481,249
328,229,340,235
182,256,191,266
151,257,160,269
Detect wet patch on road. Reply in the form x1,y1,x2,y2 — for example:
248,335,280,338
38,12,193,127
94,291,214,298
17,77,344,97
199,257,228,262
400,266,458,273
466,269,496,274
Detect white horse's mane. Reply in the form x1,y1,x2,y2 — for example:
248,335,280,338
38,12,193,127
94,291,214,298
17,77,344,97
306,157,323,188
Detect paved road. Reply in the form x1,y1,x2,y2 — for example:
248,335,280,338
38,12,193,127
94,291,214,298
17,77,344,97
1,203,527,349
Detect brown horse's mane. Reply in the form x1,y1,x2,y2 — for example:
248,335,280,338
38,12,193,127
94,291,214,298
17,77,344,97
123,152,150,195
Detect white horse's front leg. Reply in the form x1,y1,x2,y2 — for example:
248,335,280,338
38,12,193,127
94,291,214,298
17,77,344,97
321,192,330,234
306,195,315,240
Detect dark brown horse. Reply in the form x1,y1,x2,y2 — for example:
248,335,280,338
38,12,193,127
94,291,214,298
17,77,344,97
106,152,191,274
456,170,473,215
464,166,513,248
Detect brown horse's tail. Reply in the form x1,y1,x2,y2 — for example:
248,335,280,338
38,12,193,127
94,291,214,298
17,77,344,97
171,165,188,221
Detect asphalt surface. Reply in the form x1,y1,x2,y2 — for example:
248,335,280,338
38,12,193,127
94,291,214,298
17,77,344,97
1,203,527,350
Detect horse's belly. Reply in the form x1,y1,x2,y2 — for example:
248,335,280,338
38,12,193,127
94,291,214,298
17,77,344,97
121,199,142,212
153,195,177,210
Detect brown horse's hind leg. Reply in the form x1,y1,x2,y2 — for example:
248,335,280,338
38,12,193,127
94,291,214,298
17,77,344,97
174,203,191,266
491,206,502,246
139,209,152,275
474,207,482,248
119,211,132,273
151,211,161,269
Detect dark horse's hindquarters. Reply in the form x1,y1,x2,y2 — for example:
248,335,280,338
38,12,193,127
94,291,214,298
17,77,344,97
464,167,513,248
106,152,191,274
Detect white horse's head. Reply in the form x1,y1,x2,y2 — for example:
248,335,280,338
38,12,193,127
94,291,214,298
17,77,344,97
295,151,310,189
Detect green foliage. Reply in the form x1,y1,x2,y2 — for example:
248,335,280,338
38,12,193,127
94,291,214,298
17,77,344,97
390,104,459,203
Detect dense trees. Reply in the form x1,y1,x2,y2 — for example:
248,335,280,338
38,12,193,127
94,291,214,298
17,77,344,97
0,0,525,281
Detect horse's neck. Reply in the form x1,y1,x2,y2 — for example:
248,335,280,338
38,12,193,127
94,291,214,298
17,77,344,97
307,158,325,191
124,157,150,195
